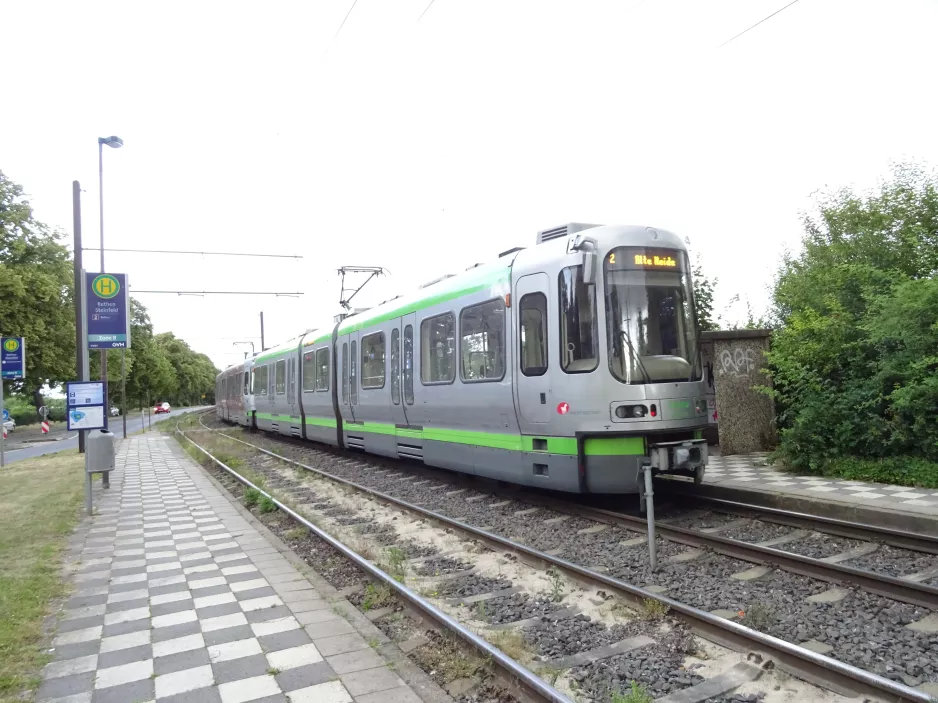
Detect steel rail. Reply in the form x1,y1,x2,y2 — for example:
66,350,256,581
176,425,573,703
685,494,938,555
516,498,938,610
194,417,932,703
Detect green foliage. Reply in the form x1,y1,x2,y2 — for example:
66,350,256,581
768,164,938,479
821,456,938,489
692,257,719,332
243,488,261,507
1,167,218,412
612,681,653,703
257,495,277,513
361,581,393,611
0,170,76,406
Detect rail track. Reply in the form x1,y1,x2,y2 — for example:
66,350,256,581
179,414,937,702
177,416,574,703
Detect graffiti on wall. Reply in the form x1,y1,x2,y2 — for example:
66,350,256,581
718,346,759,378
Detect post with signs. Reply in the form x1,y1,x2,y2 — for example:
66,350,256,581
86,272,131,434
1,337,27,468
67,381,110,514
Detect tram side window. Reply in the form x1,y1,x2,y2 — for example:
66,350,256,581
243,371,249,395
390,328,401,405
316,348,330,391
420,313,455,384
520,292,548,376
460,299,506,382
559,265,599,373
286,359,293,399
350,340,358,404
275,359,286,394
361,332,386,389
302,352,316,392
403,325,414,405
341,343,349,403
255,365,268,396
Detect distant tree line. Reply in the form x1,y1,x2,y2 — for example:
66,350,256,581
0,169,218,420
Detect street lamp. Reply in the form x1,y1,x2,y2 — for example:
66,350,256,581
98,135,123,434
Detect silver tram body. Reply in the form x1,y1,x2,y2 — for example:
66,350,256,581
217,223,708,493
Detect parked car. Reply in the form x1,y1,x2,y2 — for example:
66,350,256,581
2,417,14,433
154,402,171,414
110,406,120,417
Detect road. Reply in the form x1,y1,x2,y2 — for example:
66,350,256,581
1,406,210,464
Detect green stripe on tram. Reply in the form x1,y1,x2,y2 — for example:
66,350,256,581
294,417,645,456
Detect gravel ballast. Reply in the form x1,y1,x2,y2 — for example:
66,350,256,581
570,621,702,700
192,422,938,691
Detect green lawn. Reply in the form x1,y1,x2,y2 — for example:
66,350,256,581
0,451,85,701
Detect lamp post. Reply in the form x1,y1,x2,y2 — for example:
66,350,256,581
98,135,123,434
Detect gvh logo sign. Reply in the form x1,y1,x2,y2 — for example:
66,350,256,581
556,402,570,415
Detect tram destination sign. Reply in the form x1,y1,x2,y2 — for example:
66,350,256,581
86,273,131,349
607,248,685,271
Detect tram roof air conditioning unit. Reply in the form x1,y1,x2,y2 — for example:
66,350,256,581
536,222,601,245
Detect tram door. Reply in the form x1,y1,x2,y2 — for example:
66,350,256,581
388,320,408,428
515,273,552,424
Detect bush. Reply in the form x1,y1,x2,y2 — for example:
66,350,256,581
768,165,938,486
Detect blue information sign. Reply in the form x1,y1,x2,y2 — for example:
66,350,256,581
1,337,26,379
66,381,108,431
86,273,131,349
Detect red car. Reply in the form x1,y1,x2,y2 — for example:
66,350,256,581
154,402,171,414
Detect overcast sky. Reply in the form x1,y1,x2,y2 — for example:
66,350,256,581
3,0,937,371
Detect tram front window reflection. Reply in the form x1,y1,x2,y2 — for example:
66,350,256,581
604,247,699,384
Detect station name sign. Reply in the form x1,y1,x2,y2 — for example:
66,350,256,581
86,273,131,349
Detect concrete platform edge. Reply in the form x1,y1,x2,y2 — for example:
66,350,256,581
667,480,938,535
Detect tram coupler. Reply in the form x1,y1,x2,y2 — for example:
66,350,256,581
641,463,657,572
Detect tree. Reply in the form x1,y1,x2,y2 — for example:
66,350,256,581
766,163,938,472
0,170,76,411
124,300,175,408
691,256,719,331
154,332,218,406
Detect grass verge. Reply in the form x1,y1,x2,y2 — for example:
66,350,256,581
0,450,85,700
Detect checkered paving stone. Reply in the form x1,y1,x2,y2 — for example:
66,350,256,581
39,435,420,703
701,452,938,514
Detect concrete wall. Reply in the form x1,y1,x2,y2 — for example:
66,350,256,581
700,329,777,455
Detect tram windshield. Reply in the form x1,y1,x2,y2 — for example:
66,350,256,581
603,247,699,384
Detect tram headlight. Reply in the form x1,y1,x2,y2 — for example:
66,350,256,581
615,404,648,419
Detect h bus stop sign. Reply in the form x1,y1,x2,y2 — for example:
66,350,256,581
1,337,25,379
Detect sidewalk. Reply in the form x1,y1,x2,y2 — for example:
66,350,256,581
39,435,426,703
671,451,938,533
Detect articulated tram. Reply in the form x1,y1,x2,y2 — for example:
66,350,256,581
217,223,708,493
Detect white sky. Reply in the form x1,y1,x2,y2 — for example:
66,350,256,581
3,0,937,371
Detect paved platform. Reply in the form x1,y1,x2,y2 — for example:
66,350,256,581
39,435,427,703
670,451,938,533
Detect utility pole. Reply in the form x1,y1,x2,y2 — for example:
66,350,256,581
260,311,266,351
73,181,87,453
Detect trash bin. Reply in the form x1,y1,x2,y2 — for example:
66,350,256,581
87,429,115,487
